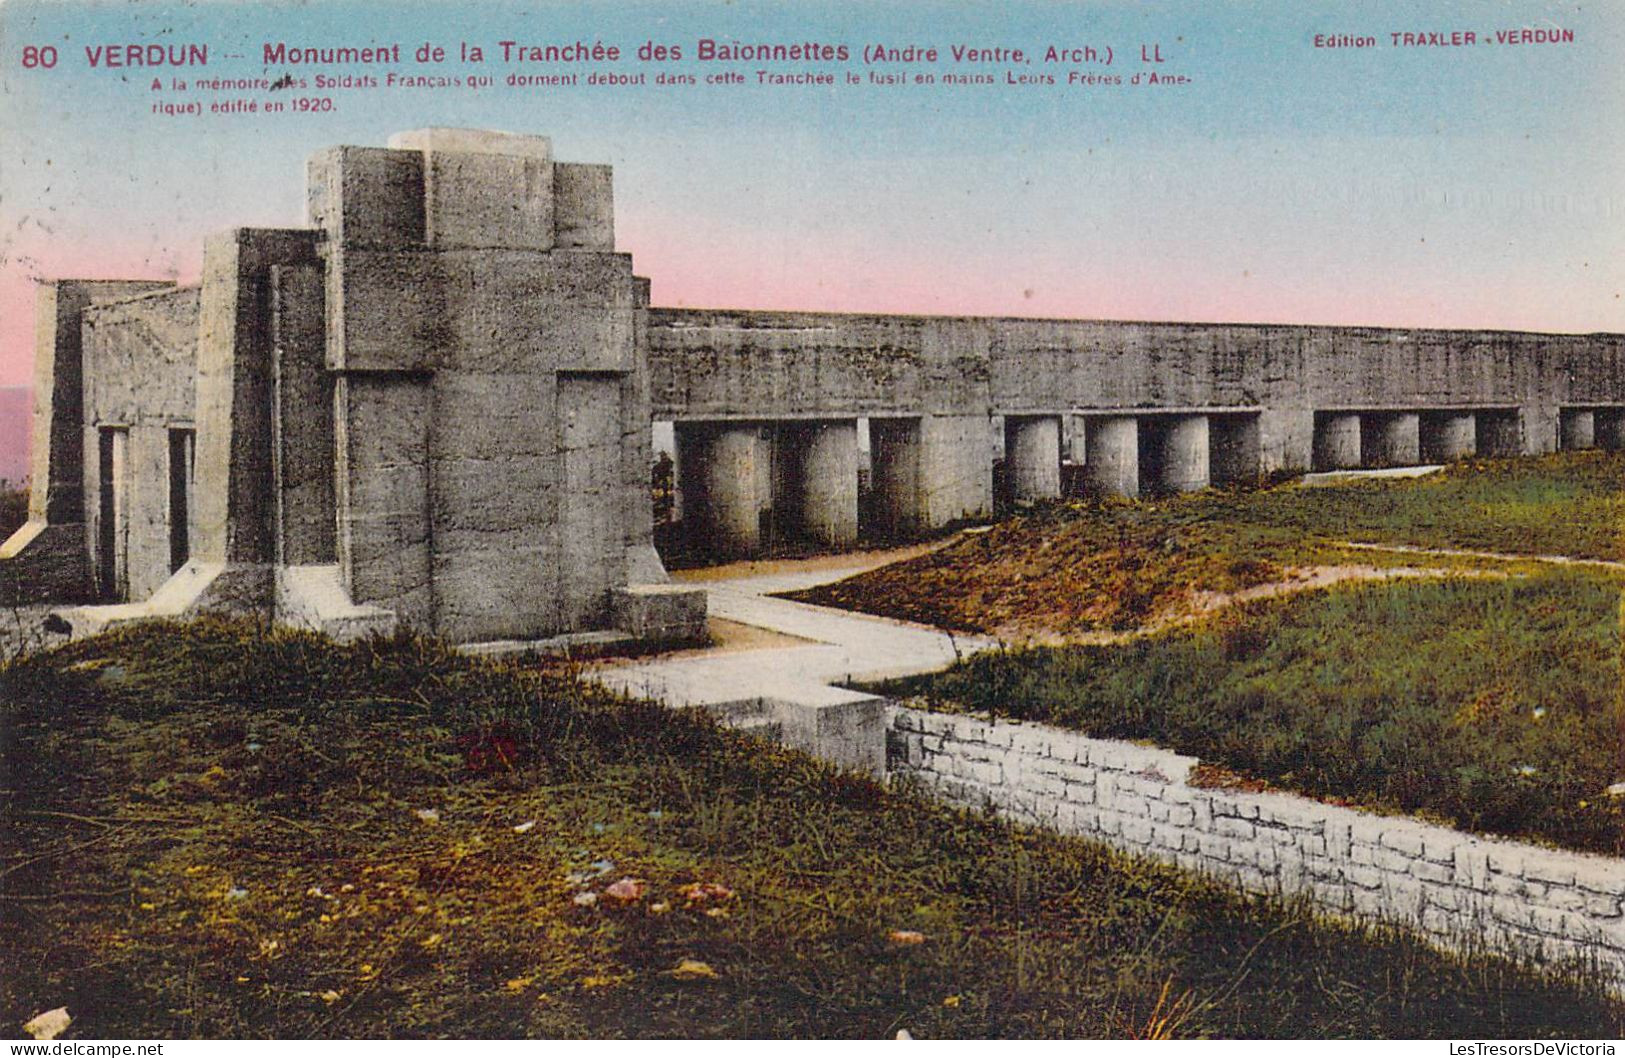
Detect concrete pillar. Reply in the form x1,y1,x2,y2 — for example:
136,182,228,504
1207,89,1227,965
782,420,859,547
270,264,336,566
1084,416,1139,498
1004,415,1062,503
1521,406,1561,455
918,414,993,528
675,422,762,556
334,374,433,629
1210,415,1262,485
1476,411,1522,458
1312,413,1362,470
868,418,921,539
1361,412,1420,468
1419,412,1476,463
1258,407,1315,476
1560,408,1595,451
1595,409,1625,451
1154,415,1210,493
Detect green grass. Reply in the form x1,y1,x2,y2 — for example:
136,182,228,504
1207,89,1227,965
1228,451,1625,560
877,570,1625,856
788,452,1625,636
2,621,1620,1038
0,482,24,541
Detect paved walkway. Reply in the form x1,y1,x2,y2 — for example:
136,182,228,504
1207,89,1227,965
591,561,997,709
1336,540,1625,571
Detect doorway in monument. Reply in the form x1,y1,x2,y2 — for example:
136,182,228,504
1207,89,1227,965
167,428,195,573
96,426,129,600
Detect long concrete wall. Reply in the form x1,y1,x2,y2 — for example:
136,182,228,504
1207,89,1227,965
888,706,1625,989
0,280,181,605
648,309,1625,548
650,309,1625,430
80,288,201,601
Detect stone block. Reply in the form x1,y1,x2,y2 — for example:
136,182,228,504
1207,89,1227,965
1523,857,1578,887
611,584,707,642
1411,859,1453,884
1541,887,1586,914
389,127,553,160
555,163,614,250
1349,865,1384,890
306,146,425,248
325,250,445,372
1587,893,1624,919
1151,823,1184,850
1120,818,1154,846
420,149,555,250
1575,861,1625,898
81,288,199,425
1379,826,1426,857
1420,835,1458,866
1530,906,1571,936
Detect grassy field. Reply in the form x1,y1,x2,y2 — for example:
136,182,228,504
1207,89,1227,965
788,452,1625,636
2,622,1620,1039
876,571,1625,857
0,483,24,541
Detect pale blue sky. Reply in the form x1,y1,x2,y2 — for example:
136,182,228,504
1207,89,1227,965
2,0,1620,387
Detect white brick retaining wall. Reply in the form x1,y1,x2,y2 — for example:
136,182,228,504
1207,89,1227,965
888,706,1625,988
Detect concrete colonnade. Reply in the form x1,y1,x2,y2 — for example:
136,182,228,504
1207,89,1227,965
1561,407,1625,451
1074,412,1261,498
1301,406,1625,469
673,402,1622,560
676,415,993,556
1313,409,1517,471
